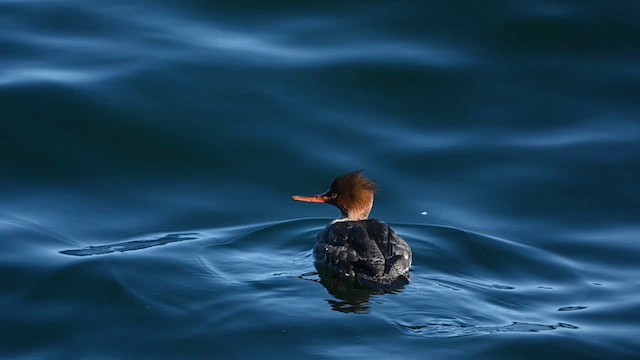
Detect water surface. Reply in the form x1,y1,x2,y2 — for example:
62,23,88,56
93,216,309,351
1,1,639,359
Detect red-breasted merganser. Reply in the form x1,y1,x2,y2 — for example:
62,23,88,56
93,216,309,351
292,170,412,289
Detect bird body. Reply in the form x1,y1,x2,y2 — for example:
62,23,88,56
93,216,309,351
292,170,412,289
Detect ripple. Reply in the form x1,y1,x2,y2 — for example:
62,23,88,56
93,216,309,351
190,219,320,288
59,232,204,256
0,68,108,86
558,306,588,312
394,313,475,337
395,317,578,338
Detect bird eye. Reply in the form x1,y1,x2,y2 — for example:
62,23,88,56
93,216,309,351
330,193,337,199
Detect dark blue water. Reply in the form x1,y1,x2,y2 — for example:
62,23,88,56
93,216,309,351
2,1,639,358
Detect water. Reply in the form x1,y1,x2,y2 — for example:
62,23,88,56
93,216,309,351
1,1,639,358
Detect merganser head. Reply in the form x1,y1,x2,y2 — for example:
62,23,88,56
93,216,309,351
292,170,377,221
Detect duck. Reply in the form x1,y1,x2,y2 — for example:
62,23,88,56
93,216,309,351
292,170,412,289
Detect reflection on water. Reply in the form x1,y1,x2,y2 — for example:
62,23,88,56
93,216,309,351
310,262,407,314
300,262,402,314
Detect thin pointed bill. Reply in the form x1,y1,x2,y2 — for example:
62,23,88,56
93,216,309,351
291,195,330,203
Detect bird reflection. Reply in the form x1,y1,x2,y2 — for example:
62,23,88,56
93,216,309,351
300,263,407,314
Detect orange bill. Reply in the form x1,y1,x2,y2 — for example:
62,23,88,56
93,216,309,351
291,195,330,203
